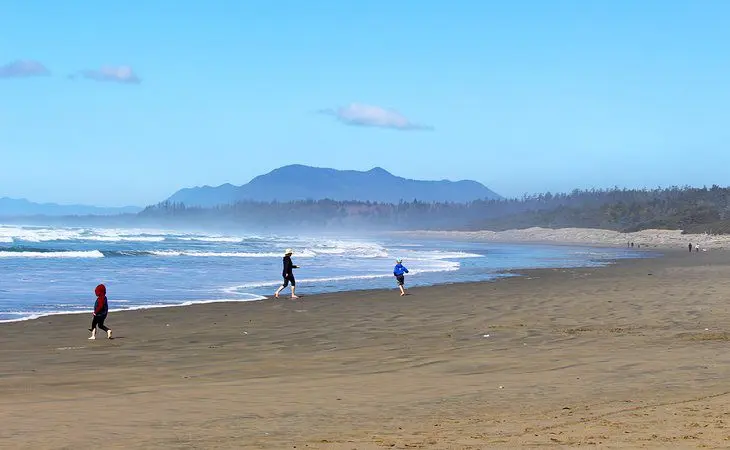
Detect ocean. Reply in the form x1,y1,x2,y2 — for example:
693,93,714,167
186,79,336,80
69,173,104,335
0,224,648,322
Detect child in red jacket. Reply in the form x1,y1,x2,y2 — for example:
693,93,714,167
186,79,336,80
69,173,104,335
89,284,112,340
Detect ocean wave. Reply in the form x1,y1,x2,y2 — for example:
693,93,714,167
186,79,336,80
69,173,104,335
311,246,388,258
177,236,244,243
0,295,267,323
413,250,484,259
222,273,394,291
5,247,371,259
0,225,243,244
0,226,164,243
147,249,317,258
301,239,390,258
0,226,398,259
85,236,166,242
221,263,460,294
0,250,104,259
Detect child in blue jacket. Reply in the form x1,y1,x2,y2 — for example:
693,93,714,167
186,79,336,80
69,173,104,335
393,258,409,296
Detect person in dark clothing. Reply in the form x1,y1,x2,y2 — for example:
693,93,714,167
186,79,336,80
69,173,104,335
274,249,299,299
689,243,693,252
88,283,112,340
393,258,409,296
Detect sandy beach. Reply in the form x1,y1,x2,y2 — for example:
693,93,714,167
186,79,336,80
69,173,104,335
401,227,730,250
2,248,730,448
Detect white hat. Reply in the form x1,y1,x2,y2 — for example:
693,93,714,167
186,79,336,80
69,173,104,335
285,248,293,255
396,258,402,263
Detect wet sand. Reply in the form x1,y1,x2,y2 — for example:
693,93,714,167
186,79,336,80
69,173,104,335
2,249,730,448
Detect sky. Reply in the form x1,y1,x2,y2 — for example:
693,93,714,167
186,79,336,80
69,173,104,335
2,0,730,207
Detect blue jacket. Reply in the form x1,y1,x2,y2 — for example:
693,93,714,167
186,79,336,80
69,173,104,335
393,263,409,276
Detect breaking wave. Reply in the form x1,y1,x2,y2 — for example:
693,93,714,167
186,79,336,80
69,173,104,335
221,262,461,294
0,294,267,323
0,250,104,259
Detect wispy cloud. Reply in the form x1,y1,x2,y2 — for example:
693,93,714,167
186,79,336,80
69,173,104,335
71,66,141,84
319,103,432,131
0,60,50,78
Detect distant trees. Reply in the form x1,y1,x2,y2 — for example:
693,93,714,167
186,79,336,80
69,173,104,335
138,185,730,234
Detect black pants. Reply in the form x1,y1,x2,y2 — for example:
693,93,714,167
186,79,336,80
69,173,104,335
90,314,109,332
282,274,296,287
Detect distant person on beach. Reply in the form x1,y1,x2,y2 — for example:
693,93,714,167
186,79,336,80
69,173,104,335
274,249,299,299
88,284,112,340
689,243,693,252
393,258,409,296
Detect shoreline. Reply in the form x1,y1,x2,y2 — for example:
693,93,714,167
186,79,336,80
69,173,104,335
0,295,268,325
2,246,729,448
0,245,655,326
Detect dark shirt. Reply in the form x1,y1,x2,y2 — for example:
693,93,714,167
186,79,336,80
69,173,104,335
282,255,298,277
94,296,108,316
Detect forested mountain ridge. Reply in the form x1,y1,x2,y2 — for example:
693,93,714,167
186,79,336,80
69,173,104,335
142,185,730,234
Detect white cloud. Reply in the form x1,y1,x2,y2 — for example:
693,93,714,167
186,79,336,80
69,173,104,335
319,103,432,131
0,60,50,78
73,66,141,84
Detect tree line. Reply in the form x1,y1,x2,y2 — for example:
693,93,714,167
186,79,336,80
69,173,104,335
138,185,730,234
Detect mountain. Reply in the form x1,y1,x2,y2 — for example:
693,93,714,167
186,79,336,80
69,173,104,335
0,197,142,216
165,165,501,206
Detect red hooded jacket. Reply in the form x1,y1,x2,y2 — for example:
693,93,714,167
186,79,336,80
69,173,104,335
94,284,108,316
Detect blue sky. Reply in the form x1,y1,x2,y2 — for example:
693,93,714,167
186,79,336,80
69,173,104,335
2,1,729,206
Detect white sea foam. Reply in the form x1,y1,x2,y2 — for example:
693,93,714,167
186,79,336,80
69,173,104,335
0,225,397,260
146,241,391,259
85,236,165,242
148,249,317,258
177,236,244,243
0,225,239,244
0,250,104,259
0,295,267,323
299,239,390,258
412,250,484,260
0,225,168,243
0,226,79,242
221,262,460,294
222,273,395,291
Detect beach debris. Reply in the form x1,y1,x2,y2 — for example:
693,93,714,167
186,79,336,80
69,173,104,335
499,385,504,389
483,334,490,338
